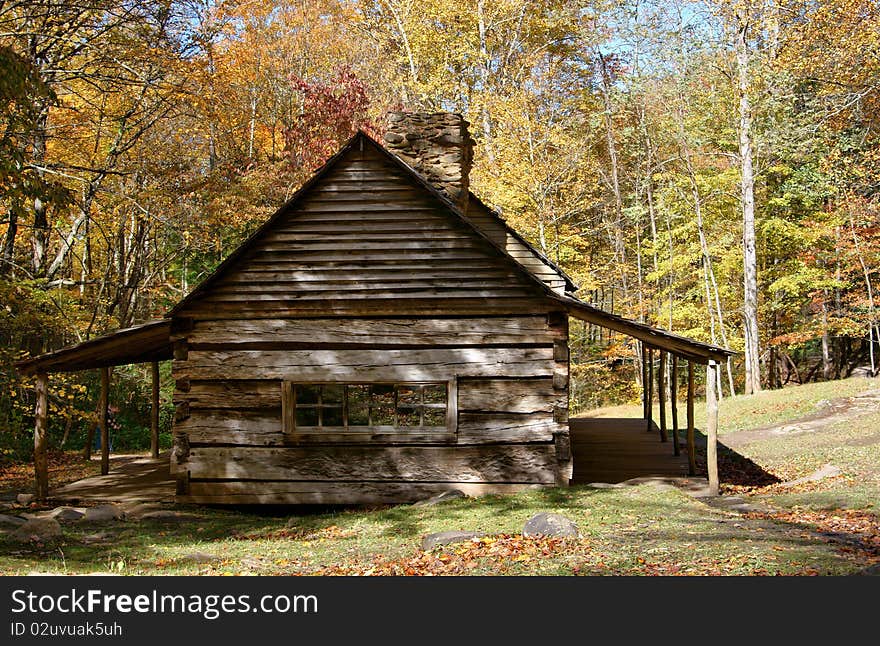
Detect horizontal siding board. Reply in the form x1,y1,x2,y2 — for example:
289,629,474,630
456,412,565,443
176,298,557,318
189,317,561,346
182,444,557,483
187,381,281,410
458,378,564,413
199,288,539,302
174,347,555,381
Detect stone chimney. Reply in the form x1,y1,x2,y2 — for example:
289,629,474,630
383,112,475,212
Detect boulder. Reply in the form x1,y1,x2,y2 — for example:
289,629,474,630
48,507,85,522
522,513,578,538
11,517,63,543
412,490,467,507
780,464,842,489
81,504,125,522
0,514,26,528
16,493,35,505
421,530,483,551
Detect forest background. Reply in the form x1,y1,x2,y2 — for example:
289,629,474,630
1,0,878,458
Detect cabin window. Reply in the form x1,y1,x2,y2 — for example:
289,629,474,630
282,382,454,437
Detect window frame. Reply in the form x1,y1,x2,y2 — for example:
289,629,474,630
282,379,458,444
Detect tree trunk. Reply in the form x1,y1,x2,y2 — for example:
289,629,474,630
151,361,160,459
687,361,696,476
99,366,110,476
737,15,762,395
34,372,49,500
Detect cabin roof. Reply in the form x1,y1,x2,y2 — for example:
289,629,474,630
16,320,172,375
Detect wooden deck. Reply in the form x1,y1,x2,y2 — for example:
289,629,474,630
569,417,690,484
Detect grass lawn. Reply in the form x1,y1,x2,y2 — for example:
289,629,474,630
0,484,862,576
584,376,879,435
1,376,878,576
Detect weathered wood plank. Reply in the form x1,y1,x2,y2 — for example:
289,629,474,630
457,413,564,443
457,378,562,413
187,380,282,409
256,239,488,252
175,299,558,318
190,317,561,347
175,348,555,381
200,288,539,303
180,481,544,505
182,444,558,483
209,279,534,295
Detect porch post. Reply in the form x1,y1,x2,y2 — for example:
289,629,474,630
641,344,648,419
706,360,720,495
646,348,654,431
151,361,160,460
99,366,110,476
687,361,696,476
658,351,668,442
34,372,49,500
671,355,680,456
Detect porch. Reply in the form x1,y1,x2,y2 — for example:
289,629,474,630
569,418,690,484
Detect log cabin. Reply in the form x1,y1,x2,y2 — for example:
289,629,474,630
17,112,734,504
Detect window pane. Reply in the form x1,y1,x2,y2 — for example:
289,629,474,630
347,385,370,409
348,406,369,426
295,384,319,405
397,408,420,426
323,384,343,403
371,384,395,405
424,384,446,403
423,409,446,427
295,407,319,427
397,385,420,405
322,406,343,426
371,405,395,426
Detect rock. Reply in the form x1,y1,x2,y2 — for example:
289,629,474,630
16,493,35,505
179,552,219,564
412,490,466,507
11,517,63,543
239,556,265,570
383,132,405,144
522,513,578,538
47,507,85,522
81,504,125,522
0,514,26,528
780,464,842,488
421,530,483,551
855,564,880,576
82,532,113,544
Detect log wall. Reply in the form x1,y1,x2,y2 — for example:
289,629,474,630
172,315,570,504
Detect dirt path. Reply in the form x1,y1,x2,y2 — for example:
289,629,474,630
722,389,880,449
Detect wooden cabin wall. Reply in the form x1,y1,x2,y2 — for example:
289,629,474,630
171,314,570,504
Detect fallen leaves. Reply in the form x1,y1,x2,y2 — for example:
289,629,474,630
744,508,880,566
313,534,578,576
